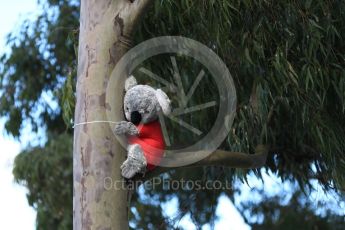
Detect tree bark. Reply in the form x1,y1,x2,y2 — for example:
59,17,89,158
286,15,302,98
140,145,269,182
73,0,153,229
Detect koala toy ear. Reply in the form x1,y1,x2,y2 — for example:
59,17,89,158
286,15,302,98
155,89,171,115
125,75,137,91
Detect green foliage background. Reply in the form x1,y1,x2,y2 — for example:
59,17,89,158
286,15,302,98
0,0,344,229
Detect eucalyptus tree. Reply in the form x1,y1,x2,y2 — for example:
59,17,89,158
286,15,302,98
73,0,345,229
1,0,344,229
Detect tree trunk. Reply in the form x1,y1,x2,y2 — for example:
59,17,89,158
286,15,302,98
73,0,152,229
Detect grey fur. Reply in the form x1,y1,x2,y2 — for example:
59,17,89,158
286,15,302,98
115,76,171,179
125,75,137,91
114,121,139,135
124,85,161,124
120,144,147,179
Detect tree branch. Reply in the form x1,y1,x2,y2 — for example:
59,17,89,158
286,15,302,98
140,145,269,181
118,0,155,36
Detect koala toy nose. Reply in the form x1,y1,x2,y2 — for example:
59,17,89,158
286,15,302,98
130,111,142,125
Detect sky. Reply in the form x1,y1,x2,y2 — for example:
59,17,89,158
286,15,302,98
0,1,344,230
0,1,40,229
0,123,36,230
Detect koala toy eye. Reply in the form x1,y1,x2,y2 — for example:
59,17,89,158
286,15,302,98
125,106,129,111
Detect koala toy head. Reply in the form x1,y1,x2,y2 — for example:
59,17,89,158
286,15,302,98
124,76,171,125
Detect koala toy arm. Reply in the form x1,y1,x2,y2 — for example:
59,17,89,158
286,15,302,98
114,121,139,136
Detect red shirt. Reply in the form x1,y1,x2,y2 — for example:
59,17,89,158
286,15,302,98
128,121,165,170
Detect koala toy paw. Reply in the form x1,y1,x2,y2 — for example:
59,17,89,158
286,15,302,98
121,144,147,179
114,121,139,135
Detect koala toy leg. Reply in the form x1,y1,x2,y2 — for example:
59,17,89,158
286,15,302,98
121,144,147,179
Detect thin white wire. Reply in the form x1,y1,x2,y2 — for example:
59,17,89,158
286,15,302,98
72,120,118,128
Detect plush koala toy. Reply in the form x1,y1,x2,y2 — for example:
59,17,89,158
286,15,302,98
114,76,171,179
